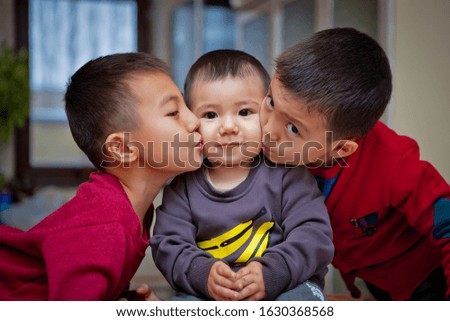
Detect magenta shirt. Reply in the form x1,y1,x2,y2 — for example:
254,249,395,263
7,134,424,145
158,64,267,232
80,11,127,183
0,172,152,300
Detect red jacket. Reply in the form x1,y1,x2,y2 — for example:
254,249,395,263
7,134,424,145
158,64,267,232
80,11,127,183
310,122,450,300
0,172,152,300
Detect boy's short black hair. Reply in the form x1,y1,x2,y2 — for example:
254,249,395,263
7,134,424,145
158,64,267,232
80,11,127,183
64,52,170,170
276,27,392,140
184,49,270,107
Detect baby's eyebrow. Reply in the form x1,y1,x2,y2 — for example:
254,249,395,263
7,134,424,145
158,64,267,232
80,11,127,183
193,103,218,113
234,99,260,107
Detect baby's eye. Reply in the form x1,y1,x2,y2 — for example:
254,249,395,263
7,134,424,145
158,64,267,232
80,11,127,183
203,111,217,119
265,96,274,110
287,124,299,136
166,110,179,117
238,109,252,116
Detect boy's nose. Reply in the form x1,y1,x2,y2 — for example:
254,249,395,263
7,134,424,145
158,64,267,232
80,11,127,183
219,116,239,135
261,114,279,141
184,108,200,132
263,128,279,143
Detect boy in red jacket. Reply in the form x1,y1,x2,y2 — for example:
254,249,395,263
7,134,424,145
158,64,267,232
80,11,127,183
260,27,450,300
0,53,203,300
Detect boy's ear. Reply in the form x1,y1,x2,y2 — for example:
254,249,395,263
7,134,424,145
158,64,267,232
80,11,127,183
331,139,358,159
104,132,139,164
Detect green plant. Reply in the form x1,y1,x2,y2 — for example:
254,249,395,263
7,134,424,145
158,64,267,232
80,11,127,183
0,173,5,190
0,42,29,143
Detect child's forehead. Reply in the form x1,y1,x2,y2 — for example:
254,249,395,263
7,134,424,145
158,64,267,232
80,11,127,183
127,70,168,83
192,74,266,97
128,72,182,105
193,74,266,94
128,71,176,90
270,79,303,107
195,73,263,84
270,80,328,126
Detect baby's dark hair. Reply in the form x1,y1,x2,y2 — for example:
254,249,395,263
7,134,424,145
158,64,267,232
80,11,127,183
276,28,392,140
64,52,170,170
184,49,270,107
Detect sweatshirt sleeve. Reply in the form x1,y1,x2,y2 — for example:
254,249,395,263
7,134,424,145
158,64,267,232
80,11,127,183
42,223,130,300
391,146,450,299
252,167,334,300
151,176,218,298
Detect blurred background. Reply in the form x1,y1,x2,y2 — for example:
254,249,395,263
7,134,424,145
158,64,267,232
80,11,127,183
0,0,449,299
1,0,449,189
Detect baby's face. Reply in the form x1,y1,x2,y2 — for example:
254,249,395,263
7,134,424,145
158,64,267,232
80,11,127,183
189,75,266,168
260,76,332,167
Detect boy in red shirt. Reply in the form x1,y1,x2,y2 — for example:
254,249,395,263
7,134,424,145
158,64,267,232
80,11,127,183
0,53,203,300
260,27,450,300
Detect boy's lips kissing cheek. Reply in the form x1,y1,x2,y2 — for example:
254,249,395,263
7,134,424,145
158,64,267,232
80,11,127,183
261,141,276,155
194,133,203,148
261,143,268,153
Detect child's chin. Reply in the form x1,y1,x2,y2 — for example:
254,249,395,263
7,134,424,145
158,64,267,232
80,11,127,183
184,160,203,172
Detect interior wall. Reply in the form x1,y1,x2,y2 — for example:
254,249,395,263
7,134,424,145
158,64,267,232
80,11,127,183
0,0,15,181
392,0,450,182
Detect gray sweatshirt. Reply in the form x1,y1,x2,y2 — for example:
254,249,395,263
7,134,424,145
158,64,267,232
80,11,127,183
151,156,334,300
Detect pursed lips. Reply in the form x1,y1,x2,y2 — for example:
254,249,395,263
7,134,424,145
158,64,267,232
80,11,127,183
261,142,277,155
208,142,241,148
191,133,203,148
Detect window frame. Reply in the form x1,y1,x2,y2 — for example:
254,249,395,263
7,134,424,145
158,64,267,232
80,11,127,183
13,0,151,191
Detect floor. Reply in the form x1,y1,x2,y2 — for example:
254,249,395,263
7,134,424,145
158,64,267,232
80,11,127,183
130,247,176,300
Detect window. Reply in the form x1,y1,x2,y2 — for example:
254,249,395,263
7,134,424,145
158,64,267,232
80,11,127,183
283,0,315,48
29,0,137,168
237,10,270,69
171,1,235,89
14,0,149,188
166,0,379,81
235,0,315,72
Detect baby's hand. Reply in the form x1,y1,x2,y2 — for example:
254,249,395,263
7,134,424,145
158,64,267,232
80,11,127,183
208,261,240,300
234,261,265,300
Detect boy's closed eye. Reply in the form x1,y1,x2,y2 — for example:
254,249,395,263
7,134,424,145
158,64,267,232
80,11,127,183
166,110,179,117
